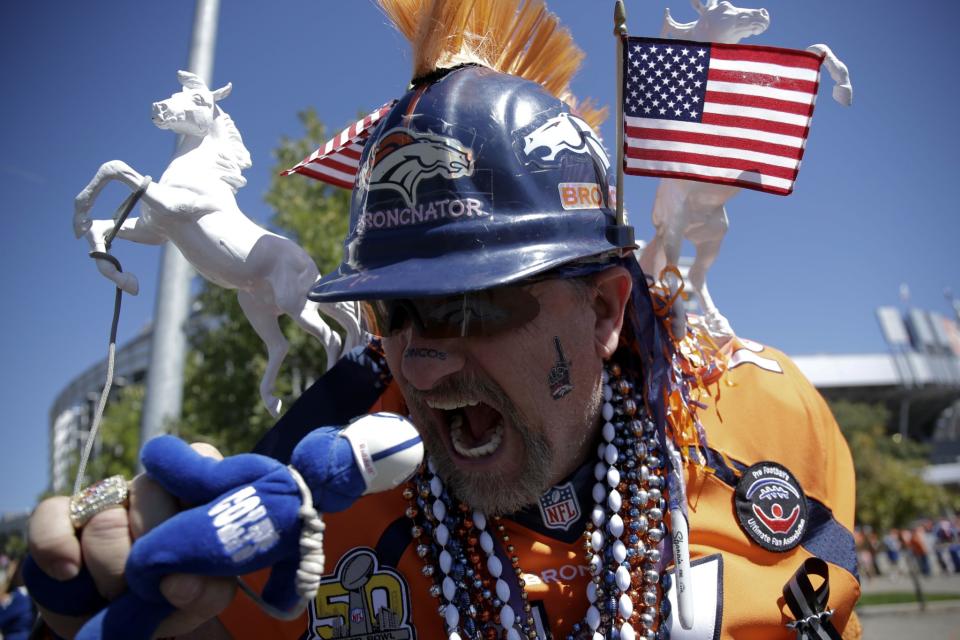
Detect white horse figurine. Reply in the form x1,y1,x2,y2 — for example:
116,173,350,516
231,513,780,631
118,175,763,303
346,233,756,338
73,70,362,416
639,0,852,337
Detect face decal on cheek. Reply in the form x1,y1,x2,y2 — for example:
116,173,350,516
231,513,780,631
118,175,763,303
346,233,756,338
404,347,448,360
548,336,574,399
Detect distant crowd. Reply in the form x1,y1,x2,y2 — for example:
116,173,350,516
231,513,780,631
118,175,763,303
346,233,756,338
0,553,35,640
855,517,960,580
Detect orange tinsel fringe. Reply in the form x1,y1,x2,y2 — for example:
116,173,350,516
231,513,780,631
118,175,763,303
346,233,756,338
648,267,726,471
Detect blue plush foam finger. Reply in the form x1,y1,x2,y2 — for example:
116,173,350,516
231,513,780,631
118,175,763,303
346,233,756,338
72,430,365,639
75,460,303,640
74,417,421,639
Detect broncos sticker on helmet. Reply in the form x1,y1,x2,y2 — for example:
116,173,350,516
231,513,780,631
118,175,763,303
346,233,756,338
518,112,610,173
366,128,475,208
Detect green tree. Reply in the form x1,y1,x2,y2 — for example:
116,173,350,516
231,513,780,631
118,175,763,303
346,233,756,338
830,400,947,531
89,384,142,478
0,533,26,559
265,108,352,275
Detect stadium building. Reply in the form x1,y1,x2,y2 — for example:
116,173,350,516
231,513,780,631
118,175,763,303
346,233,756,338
48,329,151,494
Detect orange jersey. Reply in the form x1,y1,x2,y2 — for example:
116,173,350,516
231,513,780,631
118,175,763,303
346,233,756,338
680,337,859,639
223,338,858,639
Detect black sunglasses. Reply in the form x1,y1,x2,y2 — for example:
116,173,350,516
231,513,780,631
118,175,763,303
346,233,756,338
360,284,542,339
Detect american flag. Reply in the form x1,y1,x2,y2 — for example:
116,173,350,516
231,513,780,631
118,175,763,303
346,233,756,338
283,101,396,190
622,37,823,195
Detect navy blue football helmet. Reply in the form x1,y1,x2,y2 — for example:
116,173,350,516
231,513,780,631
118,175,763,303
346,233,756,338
310,64,634,302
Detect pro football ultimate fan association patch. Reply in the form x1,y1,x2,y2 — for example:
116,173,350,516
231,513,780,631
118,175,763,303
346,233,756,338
734,462,808,552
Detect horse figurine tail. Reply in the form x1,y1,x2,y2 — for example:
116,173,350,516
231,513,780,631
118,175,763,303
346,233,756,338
807,44,853,106
312,294,365,360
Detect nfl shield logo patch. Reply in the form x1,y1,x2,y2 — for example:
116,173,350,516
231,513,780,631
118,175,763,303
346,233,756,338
538,482,581,531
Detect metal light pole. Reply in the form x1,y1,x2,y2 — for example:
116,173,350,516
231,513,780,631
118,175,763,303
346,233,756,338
946,287,960,325
139,0,221,452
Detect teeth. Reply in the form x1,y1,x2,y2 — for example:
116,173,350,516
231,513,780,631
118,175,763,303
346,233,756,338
450,415,504,458
426,397,480,410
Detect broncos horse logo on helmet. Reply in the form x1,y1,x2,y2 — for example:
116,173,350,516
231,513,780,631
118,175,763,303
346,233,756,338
366,128,474,207
522,112,610,172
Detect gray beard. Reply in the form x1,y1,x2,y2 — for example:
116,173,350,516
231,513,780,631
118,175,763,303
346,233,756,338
403,371,602,516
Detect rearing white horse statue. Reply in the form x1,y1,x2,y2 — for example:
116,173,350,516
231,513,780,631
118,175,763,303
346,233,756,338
73,70,362,416
639,0,852,337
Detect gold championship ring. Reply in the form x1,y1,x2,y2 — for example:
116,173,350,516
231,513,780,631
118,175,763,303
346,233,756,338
69,475,129,529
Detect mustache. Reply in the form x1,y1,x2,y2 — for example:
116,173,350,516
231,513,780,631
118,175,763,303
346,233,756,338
403,372,508,413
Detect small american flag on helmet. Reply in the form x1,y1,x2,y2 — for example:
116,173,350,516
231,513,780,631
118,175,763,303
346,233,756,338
283,101,396,190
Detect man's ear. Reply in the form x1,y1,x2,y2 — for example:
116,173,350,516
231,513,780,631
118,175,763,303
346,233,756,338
591,266,632,359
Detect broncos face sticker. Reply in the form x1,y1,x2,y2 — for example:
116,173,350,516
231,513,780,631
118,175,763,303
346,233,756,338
367,128,474,207
735,462,808,552
519,112,610,172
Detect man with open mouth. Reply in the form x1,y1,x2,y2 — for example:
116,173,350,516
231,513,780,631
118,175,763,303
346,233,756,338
25,1,862,639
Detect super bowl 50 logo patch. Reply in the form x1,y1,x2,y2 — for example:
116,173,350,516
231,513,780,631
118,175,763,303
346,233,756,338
308,547,415,639
735,462,808,552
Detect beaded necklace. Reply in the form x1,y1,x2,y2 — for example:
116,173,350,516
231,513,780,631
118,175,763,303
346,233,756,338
403,362,673,640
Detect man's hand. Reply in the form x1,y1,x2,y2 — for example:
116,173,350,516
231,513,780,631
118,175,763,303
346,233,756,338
27,444,237,639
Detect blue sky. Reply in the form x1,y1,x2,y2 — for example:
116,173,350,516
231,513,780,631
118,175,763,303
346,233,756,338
1,1,957,513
